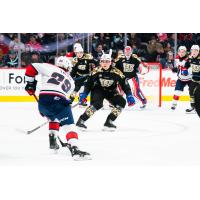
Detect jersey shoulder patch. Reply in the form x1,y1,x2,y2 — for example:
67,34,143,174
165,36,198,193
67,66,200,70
84,53,93,60
72,57,78,65
91,66,102,75
111,67,125,78
115,54,125,62
132,54,141,62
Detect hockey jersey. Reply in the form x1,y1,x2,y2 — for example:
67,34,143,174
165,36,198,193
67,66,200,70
25,63,75,99
174,55,191,81
114,54,141,79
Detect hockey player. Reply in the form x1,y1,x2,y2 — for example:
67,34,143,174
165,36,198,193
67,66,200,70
76,50,135,131
194,84,200,117
114,46,147,109
24,56,91,160
69,46,97,106
171,46,191,110
185,45,200,113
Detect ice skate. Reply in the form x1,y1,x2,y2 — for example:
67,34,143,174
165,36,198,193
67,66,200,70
171,102,177,110
68,145,91,161
76,118,87,131
49,133,60,151
185,107,196,114
103,119,117,132
140,103,146,109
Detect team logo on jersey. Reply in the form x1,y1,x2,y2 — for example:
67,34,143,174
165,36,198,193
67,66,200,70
123,63,134,72
99,78,114,87
78,65,86,70
54,96,60,100
191,64,200,73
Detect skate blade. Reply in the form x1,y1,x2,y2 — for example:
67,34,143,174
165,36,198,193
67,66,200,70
79,105,87,108
50,148,59,154
77,127,87,132
102,126,116,132
185,111,196,114
73,155,92,161
140,105,146,109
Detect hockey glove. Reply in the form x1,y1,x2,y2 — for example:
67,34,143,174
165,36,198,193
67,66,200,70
172,67,178,73
25,80,37,95
126,94,135,106
69,92,76,102
79,92,87,104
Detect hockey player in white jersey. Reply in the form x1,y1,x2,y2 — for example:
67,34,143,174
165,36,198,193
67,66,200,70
24,56,91,160
171,46,191,110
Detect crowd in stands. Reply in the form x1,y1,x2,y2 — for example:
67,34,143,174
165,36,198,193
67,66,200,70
0,33,200,69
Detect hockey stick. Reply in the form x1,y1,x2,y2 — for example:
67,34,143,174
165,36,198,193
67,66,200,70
26,102,79,134
33,94,38,101
57,135,70,148
73,74,89,81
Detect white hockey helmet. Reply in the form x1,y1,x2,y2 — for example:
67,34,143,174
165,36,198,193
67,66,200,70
191,45,199,51
74,46,84,53
178,46,187,52
74,43,84,53
100,49,112,61
56,56,72,71
73,43,82,49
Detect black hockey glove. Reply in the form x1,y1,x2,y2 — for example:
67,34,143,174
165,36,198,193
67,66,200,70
25,80,37,95
172,67,178,73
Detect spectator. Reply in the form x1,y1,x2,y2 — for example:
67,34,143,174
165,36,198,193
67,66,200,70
0,34,9,67
2,50,19,68
9,34,25,52
26,35,43,51
157,33,168,42
92,43,103,63
167,33,176,51
113,33,125,50
21,45,32,67
164,51,174,69
178,33,193,50
29,51,43,63
146,39,157,61
155,43,167,68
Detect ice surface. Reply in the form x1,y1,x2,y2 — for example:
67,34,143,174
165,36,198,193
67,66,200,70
0,101,199,166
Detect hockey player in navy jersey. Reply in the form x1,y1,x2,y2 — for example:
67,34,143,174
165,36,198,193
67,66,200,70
24,56,91,160
171,46,191,110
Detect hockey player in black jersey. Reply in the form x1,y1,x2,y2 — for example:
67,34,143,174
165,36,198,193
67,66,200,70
114,46,148,109
185,45,200,113
194,84,200,117
76,50,135,131
69,45,97,106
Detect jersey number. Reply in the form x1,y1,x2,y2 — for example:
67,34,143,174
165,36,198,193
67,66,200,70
47,72,71,93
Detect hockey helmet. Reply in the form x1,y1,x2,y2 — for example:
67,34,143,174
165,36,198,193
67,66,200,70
56,56,72,71
178,46,187,52
124,46,132,58
74,45,84,53
100,49,112,62
191,45,199,51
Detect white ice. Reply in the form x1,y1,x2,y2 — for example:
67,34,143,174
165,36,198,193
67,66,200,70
0,101,199,166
